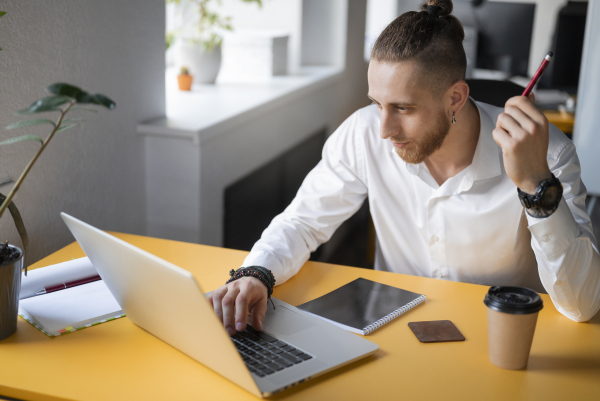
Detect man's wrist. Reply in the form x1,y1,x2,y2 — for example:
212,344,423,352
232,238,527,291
518,171,553,195
226,266,276,298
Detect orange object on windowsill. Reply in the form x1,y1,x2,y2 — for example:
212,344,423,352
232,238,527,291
177,74,193,91
177,67,193,91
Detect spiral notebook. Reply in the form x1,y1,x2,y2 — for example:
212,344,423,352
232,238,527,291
297,278,425,335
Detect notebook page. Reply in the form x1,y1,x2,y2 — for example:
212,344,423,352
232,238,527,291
20,257,97,299
19,280,123,334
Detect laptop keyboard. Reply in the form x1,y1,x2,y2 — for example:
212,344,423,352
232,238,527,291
232,325,313,377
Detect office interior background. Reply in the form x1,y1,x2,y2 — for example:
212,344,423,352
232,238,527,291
0,0,598,273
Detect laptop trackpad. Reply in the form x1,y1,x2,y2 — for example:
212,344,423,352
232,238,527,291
263,305,317,335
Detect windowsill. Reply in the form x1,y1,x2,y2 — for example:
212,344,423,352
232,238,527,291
137,66,344,145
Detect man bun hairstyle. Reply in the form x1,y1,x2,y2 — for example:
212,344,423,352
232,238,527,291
371,0,467,96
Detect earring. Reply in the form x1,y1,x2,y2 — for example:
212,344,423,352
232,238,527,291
452,112,456,124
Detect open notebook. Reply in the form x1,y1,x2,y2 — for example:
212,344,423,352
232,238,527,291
19,257,124,337
297,278,425,335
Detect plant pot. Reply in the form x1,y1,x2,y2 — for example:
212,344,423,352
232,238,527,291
0,244,23,341
177,74,194,91
174,40,222,84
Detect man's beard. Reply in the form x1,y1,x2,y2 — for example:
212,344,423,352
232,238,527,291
393,110,451,164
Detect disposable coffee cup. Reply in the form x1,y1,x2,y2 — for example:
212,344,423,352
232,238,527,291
484,286,543,370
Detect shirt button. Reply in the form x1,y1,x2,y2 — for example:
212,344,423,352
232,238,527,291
429,235,439,245
433,270,439,277
541,235,553,242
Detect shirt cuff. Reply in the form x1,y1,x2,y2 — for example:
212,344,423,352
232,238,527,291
242,250,286,286
527,198,579,260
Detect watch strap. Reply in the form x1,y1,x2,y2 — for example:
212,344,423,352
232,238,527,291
517,174,563,218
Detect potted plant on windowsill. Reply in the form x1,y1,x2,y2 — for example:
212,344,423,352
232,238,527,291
0,83,115,341
177,66,194,90
167,0,262,84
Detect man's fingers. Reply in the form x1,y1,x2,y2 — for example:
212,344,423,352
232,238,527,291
505,95,537,114
221,286,240,336
504,106,537,135
505,95,545,126
496,112,525,140
492,126,513,152
211,286,228,323
234,289,250,332
208,276,269,334
250,298,268,331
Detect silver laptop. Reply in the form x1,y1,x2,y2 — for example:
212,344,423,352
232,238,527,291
61,212,378,397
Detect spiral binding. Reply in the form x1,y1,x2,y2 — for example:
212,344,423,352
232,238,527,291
362,295,426,335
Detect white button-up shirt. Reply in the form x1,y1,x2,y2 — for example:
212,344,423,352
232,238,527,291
243,101,600,322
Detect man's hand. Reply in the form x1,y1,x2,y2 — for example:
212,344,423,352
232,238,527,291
493,93,552,194
207,276,268,336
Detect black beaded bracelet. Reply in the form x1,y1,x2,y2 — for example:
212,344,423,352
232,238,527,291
246,266,276,288
226,266,277,309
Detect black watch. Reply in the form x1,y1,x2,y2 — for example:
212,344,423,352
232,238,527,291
517,174,563,218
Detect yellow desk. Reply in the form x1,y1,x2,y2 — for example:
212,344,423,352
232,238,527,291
1,233,599,400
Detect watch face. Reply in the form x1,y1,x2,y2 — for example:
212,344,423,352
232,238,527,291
542,185,560,206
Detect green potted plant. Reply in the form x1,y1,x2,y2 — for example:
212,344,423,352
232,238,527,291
167,0,262,84
0,82,115,341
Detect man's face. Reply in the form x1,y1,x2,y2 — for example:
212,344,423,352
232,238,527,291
367,60,450,164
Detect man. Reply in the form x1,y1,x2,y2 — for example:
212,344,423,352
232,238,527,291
208,0,600,335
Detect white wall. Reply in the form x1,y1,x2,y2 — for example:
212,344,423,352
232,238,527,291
301,0,348,68
573,0,600,195
0,1,165,264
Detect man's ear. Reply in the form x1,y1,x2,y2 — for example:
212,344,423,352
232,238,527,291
447,80,470,116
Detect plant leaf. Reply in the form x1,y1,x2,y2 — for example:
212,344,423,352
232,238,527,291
45,84,114,110
6,118,55,130
17,95,70,115
91,94,116,110
47,83,86,99
55,123,78,133
0,135,44,146
76,93,116,110
75,92,94,103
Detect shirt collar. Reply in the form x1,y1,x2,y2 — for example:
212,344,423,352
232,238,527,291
399,98,502,186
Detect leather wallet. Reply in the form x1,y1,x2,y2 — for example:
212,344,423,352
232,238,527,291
408,320,465,343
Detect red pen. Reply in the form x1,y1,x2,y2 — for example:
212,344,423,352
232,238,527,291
34,274,102,296
522,52,553,97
